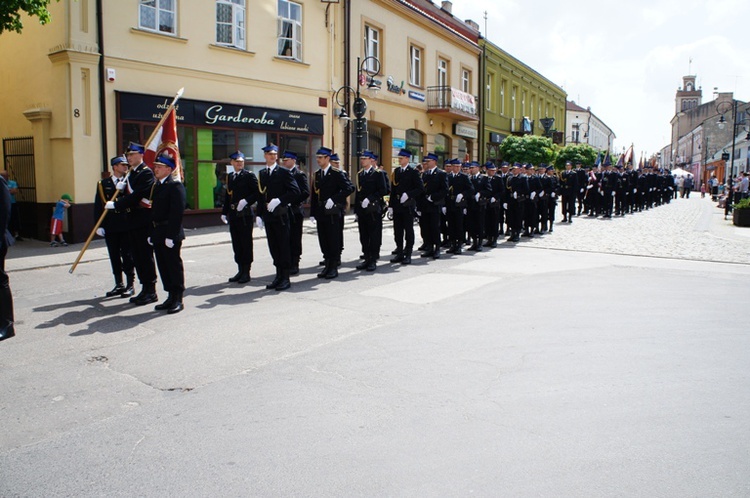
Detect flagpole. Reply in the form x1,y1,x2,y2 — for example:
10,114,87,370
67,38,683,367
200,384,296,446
69,87,184,274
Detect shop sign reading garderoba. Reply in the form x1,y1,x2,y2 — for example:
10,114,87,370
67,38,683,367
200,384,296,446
117,91,324,135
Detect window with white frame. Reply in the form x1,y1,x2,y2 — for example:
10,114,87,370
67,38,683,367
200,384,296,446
409,45,422,87
500,79,505,115
364,25,380,72
139,0,176,35
277,0,302,60
461,69,470,93
511,86,517,117
216,0,245,49
437,58,448,87
486,73,493,111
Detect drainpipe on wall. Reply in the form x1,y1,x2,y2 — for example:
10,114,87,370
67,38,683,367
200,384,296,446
478,38,486,164
96,0,108,175
343,0,351,180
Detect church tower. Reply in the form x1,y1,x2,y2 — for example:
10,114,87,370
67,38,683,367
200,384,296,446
675,75,702,113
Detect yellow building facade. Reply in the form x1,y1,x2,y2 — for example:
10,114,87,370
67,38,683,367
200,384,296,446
0,0,481,241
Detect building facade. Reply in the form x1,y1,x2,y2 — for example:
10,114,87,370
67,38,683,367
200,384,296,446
565,101,615,153
480,39,567,164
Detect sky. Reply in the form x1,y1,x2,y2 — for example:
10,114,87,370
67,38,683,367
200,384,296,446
450,0,750,159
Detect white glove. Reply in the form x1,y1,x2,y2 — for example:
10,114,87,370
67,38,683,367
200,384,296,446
530,191,536,200
427,195,433,203
268,198,281,212
400,193,409,204
387,207,393,217
309,217,316,226
633,189,637,194
611,191,616,197
490,197,496,203
513,191,518,199
474,193,480,202
237,199,248,212
221,214,228,224
361,198,370,209
115,181,126,191
441,207,447,215
551,192,556,198
416,210,422,217
96,227,105,237
580,188,584,193
256,216,264,229
325,198,334,210
147,237,153,246
540,191,545,197
165,238,174,248
503,203,508,210
463,209,467,215
455,193,464,204
105,201,115,210
354,214,358,222
586,185,593,190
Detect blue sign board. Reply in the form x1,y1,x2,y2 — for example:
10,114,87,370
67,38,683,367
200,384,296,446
392,138,406,149
408,91,425,102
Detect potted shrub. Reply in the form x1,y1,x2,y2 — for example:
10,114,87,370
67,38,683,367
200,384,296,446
732,197,750,227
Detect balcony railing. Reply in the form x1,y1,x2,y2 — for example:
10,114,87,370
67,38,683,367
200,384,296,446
426,86,479,121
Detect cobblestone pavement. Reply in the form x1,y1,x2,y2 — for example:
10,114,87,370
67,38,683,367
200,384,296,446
515,195,750,264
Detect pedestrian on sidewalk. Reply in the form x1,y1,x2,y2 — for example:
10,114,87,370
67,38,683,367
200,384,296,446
700,181,706,198
0,175,14,342
49,194,71,247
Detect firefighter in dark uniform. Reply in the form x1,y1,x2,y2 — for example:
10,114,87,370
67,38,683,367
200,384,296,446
575,162,587,216
560,161,578,223
601,162,616,218
95,155,135,297
498,161,511,234
149,155,186,314
536,164,550,233
484,161,503,247
221,151,259,284
105,142,157,306
389,148,423,264
467,161,491,251
445,158,474,254
354,150,388,271
288,154,310,276
506,163,528,242
524,164,541,237
257,148,301,291
310,147,355,279
419,152,448,259
545,165,559,232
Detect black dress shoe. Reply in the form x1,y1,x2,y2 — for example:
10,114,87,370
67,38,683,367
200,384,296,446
228,271,242,283
120,286,135,298
390,254,404,263
391,249,399,255
106,283,126,297
134,293,158,306
129,291,145,304
155,296,175,311
365,262,376,271
355,262,368,270
237,273,251,284
290,267,299,276
401,255,411,265
417,244,427,251
265,279,281,290
324,268,338,279
0,324,15,342
432,251,441,259
167,302,184,314
420,251,434,258
319,260,326,266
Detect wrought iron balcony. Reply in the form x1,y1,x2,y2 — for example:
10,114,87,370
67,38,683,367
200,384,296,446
426,86,479,121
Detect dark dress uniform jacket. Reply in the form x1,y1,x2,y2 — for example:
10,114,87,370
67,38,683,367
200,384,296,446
94,176,130,233
114,162,155,229
257,166,301,217
420,168,449,211
223,169,259,221
310,168,354,218
447,172,474,209
389,166,423,211
149,176,186,244
355,168,388,216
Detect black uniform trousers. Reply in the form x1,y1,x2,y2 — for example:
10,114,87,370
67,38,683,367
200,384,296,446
154,240,185,294
467,205,486,241
524,199,538,232
0,244,13,330
392,207,415,253
229,213,254,265
508,198,524,235
129,224,157,293
290,207,304,267
561,191,576,218
105,231,134,284
485,204,500,240
315,212,343,263
264,211,292,269
421,207,442,253
357,211,383,262
447,206,464,247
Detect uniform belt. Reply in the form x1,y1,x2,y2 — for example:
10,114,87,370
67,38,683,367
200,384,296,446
152,220,168,227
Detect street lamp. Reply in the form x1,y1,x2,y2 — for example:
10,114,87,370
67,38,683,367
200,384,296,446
571,122,589,145
333,56,381,160
716,100,750,215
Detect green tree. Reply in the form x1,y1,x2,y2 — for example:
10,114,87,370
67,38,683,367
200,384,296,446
554,144,599,168
498,135,555,166
1,0,60,35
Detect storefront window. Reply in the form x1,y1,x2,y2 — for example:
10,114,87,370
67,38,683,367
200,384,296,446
406,129,424,163
457,138,472,162
435,133,450,165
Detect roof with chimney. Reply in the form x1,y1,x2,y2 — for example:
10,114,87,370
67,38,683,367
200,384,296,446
398,0,480,46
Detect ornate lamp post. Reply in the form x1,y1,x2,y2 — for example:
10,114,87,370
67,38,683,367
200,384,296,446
333,56,381,165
